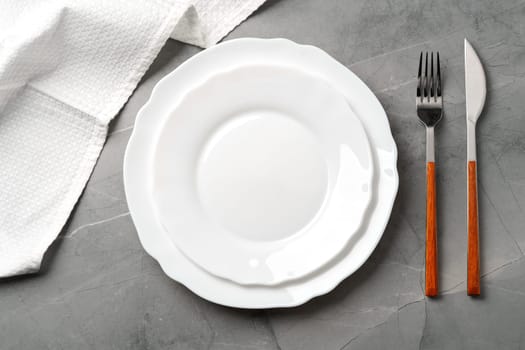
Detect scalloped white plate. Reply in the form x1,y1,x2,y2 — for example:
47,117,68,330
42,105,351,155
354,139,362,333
124,38,398,308
151,65,374,286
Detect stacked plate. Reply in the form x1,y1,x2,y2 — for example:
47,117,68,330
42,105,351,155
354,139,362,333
123,38,398,308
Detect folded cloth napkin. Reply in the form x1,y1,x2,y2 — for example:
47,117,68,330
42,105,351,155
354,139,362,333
0,0,265,277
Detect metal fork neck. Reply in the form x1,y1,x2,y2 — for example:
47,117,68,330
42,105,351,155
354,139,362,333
426,126,435,163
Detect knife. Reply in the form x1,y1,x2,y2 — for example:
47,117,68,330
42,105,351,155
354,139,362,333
464,38,486,296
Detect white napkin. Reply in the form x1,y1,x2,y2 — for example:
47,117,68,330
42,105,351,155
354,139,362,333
0,0,265,277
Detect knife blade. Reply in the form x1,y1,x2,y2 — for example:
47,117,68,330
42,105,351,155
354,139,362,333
465,39,487,161
464,38,486,296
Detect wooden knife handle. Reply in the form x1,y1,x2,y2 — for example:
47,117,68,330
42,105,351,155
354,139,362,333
426,162,438,297
467,161,480,295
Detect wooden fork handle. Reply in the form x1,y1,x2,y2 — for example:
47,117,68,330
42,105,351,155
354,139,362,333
425,161,438,297
467,161,480,295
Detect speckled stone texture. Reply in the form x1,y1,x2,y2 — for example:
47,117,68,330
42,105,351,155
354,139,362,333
1,0,525,349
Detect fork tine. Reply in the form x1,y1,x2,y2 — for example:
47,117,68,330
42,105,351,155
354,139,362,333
436,52,441,97
417,52,422,97
430,52,434,98
424,52,429,98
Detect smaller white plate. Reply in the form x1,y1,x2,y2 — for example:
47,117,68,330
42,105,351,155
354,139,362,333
152,65,374,285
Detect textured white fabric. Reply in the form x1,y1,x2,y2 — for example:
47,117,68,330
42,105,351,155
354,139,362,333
171,0,267,47
0,0,265,277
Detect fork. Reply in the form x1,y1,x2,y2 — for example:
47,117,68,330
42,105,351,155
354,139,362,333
417,52,442,297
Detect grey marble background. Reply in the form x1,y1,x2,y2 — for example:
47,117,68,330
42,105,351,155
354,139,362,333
2,0,525,349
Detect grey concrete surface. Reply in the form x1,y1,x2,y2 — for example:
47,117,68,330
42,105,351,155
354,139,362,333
2,0,525,349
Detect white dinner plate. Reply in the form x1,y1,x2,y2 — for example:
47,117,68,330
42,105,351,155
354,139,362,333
124,38,398,308
152,65,374,285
